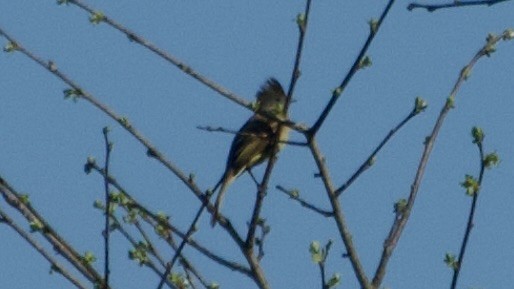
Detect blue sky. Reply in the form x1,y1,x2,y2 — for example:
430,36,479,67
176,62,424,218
1,1,514,289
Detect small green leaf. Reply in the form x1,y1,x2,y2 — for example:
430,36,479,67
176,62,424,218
296,13,306,32
446,95,455,109
461,174,479,196
414,97,428,114
289,189,300,199
394,199,407,214
208,282,220,289
93,200,104,210
3,41,19,53
327,273,341,289
29,219,44,232
368,18,379,34
82,251,97,265
84,156,96,174
484,33,497,57
471,126,484,144
332,87,343,97
63,88,82,102
502,28,514,40
483,152,500,169
118,116,130,127
309,241,323,264
19,194,30,205
169,272,189,288
129,241,150,266
89,11,105,25
358,55,372,69
444,252,458,270
56,0,69,5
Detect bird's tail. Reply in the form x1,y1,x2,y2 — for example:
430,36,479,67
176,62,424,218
210,174,234,227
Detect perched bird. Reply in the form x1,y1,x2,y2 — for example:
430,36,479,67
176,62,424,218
211,78,289,227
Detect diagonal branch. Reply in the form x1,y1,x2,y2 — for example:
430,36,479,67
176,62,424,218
371,30,514,289
0,176,105,286
66,0,249,109
335,99,425,196
86,163,252,277
276,185,334,217
308,0,396,135
0,207,89,289
0,26,246,251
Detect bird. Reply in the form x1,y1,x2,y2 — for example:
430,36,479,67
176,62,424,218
211,78,289,227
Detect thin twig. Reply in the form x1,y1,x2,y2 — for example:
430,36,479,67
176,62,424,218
197,125,307,146
133,220,167,267
308,138,370,288
335,103,424,197
450,137,486,289
65,0,311,134
88,164,252,276
0,27,247,252
242,0,314,287
308,0,396,135
0,176,104,285
276,185,333,217
157,196,211,289
407,0,510,12
285,0,312,106
102,127,112,288
66,0,249,109
0,207,89,289
108,215,175,288
371,30,513,289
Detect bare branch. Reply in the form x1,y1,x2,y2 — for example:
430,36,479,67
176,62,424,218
408,0,510,12
102,127,112,288
308,0,396,135
0,27,248,254
308,138,370,288
0,207,89,289
66,0,249,109
276,185,333,217
0,176,105,285
371,30,514,289
87,164,252,277
335,100,425,196
450,127,490,289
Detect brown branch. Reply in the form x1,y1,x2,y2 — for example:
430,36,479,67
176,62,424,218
371,30,513,289
0,207,89,289
107,215,175,288
308,0,397,135
276,185,334,217
157,197,211,289
308,138,370,289
87,164,252,277
335,100,425,196
66,0,250,109
0,27,247,254
407,0,510,12
0,176,105,286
